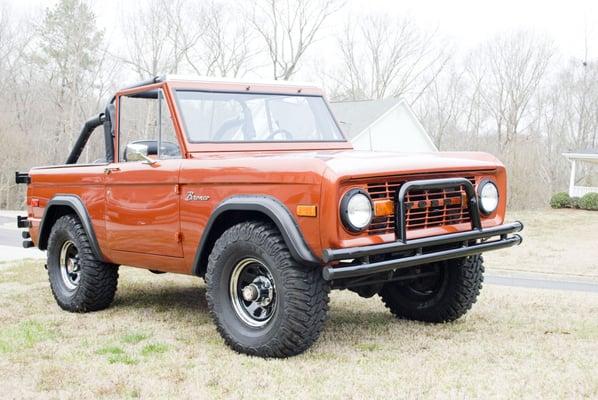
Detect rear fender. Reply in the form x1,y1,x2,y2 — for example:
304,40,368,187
38,195,105,261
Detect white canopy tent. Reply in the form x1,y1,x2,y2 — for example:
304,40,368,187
562,151,598,197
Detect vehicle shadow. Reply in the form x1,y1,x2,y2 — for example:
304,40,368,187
112,284,209,314
111,283,400,334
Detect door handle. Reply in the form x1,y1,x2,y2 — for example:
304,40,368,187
104,167,120,175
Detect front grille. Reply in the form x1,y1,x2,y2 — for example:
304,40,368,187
366,176,476,235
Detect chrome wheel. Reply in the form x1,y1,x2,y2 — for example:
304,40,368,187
229,258,277,327
59,240,80,290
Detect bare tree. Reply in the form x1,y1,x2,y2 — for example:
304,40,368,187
558,60,598,149
119,0,197,78
182,1,254,77
416,64,465,149
119,0,253,79
250,0,342,80
461,55,486,139
0,3,28,208
470,31,554,150
34,0,107,159
331,15,450,102
0,1,105,208
0,4,31,93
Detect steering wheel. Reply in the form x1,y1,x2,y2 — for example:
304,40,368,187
265,128,293,141
213,117,244,141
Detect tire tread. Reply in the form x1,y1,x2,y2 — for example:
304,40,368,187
205,221,329,357
379,255,484,322
47,214,118,312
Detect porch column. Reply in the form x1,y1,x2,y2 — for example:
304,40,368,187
569,159,576,197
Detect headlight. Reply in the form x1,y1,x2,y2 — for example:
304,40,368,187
478,180,499,215
340,189,373,232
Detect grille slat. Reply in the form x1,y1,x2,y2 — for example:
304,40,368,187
366,176,476,235
407,211,469,223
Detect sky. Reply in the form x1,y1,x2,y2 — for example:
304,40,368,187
348,0,598,61
9,0,598,63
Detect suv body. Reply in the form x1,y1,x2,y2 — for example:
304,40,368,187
16,76,522,357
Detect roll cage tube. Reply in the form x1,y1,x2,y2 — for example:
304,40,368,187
103,104,116,163
65,114,104,164
65,103,116,165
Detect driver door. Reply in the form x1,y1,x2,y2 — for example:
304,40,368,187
105,88,183,258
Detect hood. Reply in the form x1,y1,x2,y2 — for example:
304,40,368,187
186,149,503,185
316,150,503,180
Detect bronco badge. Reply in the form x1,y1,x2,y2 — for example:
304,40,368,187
185,192,210,201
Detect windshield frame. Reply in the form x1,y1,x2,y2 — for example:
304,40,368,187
172,89,348,144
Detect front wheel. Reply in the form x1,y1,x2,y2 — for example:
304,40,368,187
379,255,484,322
205,221,329,358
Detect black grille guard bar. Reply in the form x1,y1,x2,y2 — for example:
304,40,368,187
322,221,523,281
395,178,482,242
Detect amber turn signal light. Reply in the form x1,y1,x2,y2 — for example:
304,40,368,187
373,199,394,217
297,205,317,217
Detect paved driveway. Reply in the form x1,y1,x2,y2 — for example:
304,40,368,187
0,211,45,262
485,273,598,294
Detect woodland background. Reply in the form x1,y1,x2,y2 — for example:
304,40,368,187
1,0,597,209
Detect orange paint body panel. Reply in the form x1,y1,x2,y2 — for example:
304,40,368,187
25,77,512,276
104,159,182,256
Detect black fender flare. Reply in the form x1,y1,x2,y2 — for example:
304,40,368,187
192,195,320,276
38,195,105,262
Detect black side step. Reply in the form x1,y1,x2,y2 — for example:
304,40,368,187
17,215,31,228
15,172,30,184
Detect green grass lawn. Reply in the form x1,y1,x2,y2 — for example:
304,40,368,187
0,209,597,399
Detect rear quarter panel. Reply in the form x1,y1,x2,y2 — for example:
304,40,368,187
27,165,108,257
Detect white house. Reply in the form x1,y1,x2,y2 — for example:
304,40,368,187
563,151,598,197
329,98,437,152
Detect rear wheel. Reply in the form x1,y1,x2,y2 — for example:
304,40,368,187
379,255,484,322
47,214,119,312
206,221,329,358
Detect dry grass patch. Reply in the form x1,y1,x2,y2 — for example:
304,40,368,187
487,209,598,279
0,259,596,399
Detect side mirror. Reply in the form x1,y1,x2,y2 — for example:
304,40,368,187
124,143,148,162
124,143,156,164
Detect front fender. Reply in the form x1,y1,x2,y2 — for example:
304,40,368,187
192,195,320,276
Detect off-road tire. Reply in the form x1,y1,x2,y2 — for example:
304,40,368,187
205,221,329,358
379,255,484,322
47,214,119,312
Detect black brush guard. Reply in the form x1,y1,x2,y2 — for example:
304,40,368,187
322,178,523,281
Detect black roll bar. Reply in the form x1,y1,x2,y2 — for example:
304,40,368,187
65,114,105,165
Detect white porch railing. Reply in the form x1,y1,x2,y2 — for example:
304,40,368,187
570,185,598,197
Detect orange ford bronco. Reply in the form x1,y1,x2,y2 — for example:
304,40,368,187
16,76,523,357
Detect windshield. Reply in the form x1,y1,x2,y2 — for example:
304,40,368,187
174,90,345,142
